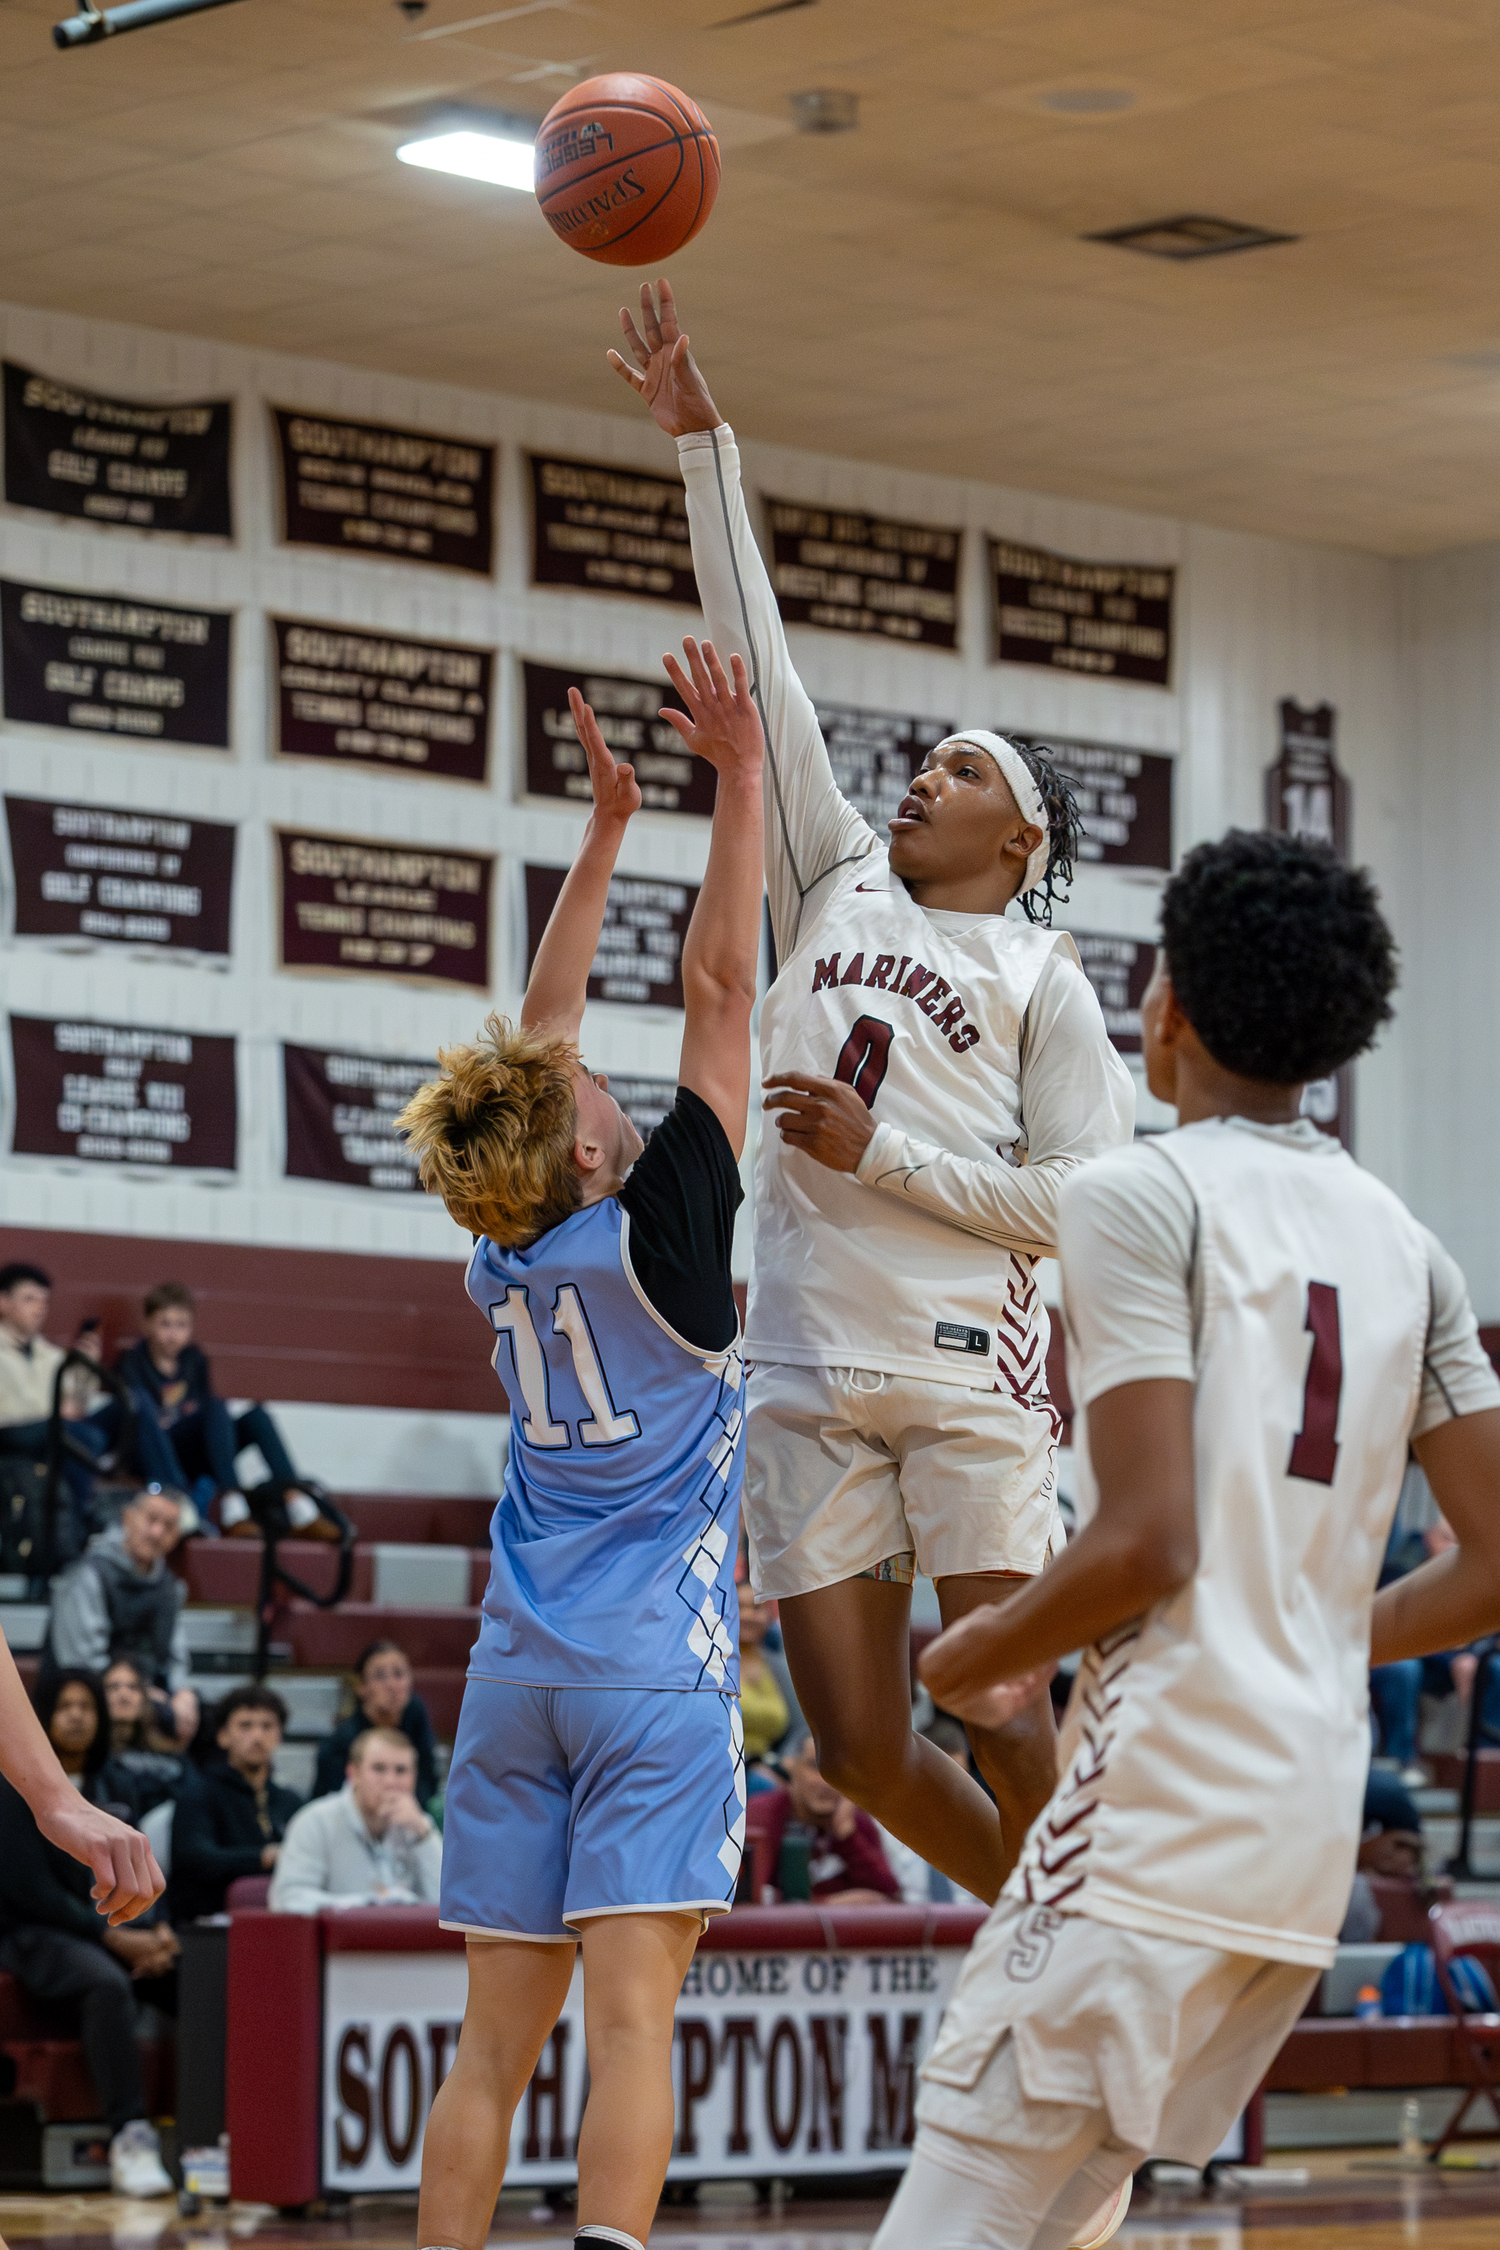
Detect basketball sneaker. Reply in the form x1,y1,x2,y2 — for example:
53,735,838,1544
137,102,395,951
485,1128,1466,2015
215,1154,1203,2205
1068,2176,1132,2250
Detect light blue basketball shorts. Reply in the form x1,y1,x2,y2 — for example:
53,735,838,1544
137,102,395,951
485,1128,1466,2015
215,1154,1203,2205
439,1677,746,1940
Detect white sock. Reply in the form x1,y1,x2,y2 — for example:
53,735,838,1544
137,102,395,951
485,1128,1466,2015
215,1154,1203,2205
286,1491,320,1529
576,2228,645,2250
219,1491,250,1527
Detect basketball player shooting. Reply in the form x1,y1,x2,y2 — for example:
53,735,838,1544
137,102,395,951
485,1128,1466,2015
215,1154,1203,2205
609,281,1134,1903
401,639,763,2250
868,830,1500,2250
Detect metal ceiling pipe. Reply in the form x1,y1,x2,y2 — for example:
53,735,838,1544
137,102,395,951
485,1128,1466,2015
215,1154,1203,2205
54,0,243,47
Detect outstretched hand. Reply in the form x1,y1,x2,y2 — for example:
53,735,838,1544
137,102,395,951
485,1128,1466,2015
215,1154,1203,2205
568,686,643,829
36,1794,164,1927
608,280,724,438
660,638,762,779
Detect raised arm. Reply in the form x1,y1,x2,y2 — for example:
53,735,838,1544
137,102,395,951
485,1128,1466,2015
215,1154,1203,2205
520,687,641,1043
659,638,765,1160
608,281,873,959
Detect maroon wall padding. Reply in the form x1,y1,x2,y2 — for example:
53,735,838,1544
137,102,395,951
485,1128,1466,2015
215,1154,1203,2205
413,1668,467,1740
0,1227,504,1416
1264,2016,1469,2090
284,1601,479,1671
341,1496,495,1546
227,1910,323,2205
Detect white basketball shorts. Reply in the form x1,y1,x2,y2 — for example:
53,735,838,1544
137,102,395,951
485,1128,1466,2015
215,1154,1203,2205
868,1897,1314,2250
744,1360,1062,1601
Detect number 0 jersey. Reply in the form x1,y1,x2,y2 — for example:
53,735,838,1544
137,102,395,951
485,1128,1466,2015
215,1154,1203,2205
677,424,1133,1392
466,1132,744,1696
1013,1118,1500,1967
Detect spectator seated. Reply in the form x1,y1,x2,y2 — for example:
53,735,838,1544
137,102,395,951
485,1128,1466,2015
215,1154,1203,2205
0,1670,177,2197
103,1655,186,1816
271,1728,442,1913
171,1687,302,1923
117,1280,343,1543
755,1735,900,1905
738,1582,801,1790
44,1485,199,1746
312,1640,439,1806
0,1261,120,1571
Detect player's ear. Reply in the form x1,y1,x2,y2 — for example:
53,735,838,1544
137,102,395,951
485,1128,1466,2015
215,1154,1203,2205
573,1130,605,1176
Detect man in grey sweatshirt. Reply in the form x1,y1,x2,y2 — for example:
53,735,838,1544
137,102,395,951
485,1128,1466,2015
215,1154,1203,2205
45,1489,198,1742
269,1728,442,1913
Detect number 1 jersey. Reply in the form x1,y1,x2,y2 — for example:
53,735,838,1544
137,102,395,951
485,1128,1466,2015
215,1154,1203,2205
466,1113,744,1695
1014,1117,1500,1965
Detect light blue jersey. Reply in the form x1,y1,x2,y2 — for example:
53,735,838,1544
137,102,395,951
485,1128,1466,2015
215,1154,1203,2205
466,1196,744,1693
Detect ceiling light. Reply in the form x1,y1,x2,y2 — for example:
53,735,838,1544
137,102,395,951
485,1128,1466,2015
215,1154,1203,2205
1039,87,1134,114
397,129,535,191
1088,213,1296,260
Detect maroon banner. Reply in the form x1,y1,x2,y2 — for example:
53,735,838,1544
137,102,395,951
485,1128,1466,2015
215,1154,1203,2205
272,410,494,575
6,796,234,955
525,864,695,1009
10,1015,236,1170
991,538,1173,685
767,499,961,648
529,454,696,605
1266,701,1351,1147
1,578,232,747
273,619,492,784
278,831,492,989
1007,733,1173,871
283,1045,433,1192
814,703,953,832
522,660,710,816
1070,932,1154,1054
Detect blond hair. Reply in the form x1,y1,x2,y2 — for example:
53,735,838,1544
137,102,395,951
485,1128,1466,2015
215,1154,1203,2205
396,1014,581,1247
348,1725,417,1768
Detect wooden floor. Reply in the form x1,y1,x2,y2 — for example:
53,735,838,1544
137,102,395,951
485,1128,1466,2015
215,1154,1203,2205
6,2156,1500,2250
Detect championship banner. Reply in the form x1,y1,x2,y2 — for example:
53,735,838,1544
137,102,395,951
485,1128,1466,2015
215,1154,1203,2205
1267,700,1351,1145
272,410,494,575
529,454,696,606
273,620,492,784
813,703,954,832
1007,733,1173,870
3,361,233,536
522,660,711,816
525,864,695,1009
323,1939,963,2191
607,1075,677,1138
1070,932,1154,1054
282,1045,433,1192
6,796,234,956
767,500,961,649
991,538,1173,686
277,831,492,989
0,579,232,748
10,1015,236,1171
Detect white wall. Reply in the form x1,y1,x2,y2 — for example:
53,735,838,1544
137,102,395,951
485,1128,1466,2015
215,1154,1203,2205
0,299,1436,1314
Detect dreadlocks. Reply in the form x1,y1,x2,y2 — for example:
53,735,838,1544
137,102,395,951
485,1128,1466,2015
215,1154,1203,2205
1012,742,1084,927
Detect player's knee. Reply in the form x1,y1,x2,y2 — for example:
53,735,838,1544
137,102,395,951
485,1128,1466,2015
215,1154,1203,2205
814,1726,911,1810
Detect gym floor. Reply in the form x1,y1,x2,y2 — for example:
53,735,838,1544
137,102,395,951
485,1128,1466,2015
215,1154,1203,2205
5,2159,1500,2250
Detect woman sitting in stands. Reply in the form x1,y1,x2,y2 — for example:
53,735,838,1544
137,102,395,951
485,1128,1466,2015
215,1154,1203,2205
103,1656,186,1815
312,1639,439,1806
0,1670,178,2196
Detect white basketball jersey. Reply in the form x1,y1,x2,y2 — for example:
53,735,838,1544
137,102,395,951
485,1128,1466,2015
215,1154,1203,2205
1012,1119,1432,1967
749,852,1070,1392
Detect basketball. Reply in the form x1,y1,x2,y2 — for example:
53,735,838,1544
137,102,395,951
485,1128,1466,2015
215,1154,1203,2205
535,73,720,267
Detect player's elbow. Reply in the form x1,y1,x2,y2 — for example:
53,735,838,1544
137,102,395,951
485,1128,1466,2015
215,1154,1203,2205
1112,1507,1197,1609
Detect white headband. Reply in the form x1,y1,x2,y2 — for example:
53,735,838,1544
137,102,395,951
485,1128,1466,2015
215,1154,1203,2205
938,730,1051,896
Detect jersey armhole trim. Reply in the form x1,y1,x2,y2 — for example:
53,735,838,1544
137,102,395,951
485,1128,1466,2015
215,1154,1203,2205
617,1207,744,1371
1423,1259,1462,1422
464,1233,487,1306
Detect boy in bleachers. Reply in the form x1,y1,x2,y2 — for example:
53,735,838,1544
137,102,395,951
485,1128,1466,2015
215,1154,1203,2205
399,637,762,2250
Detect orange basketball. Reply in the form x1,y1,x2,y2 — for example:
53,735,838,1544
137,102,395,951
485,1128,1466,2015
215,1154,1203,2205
535,74,720,267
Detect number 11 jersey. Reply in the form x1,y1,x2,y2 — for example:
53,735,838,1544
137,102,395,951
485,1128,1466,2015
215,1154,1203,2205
466,1091,745,1695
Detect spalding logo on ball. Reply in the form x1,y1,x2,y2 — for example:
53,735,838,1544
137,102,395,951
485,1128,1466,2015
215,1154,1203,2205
536,74,720,266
